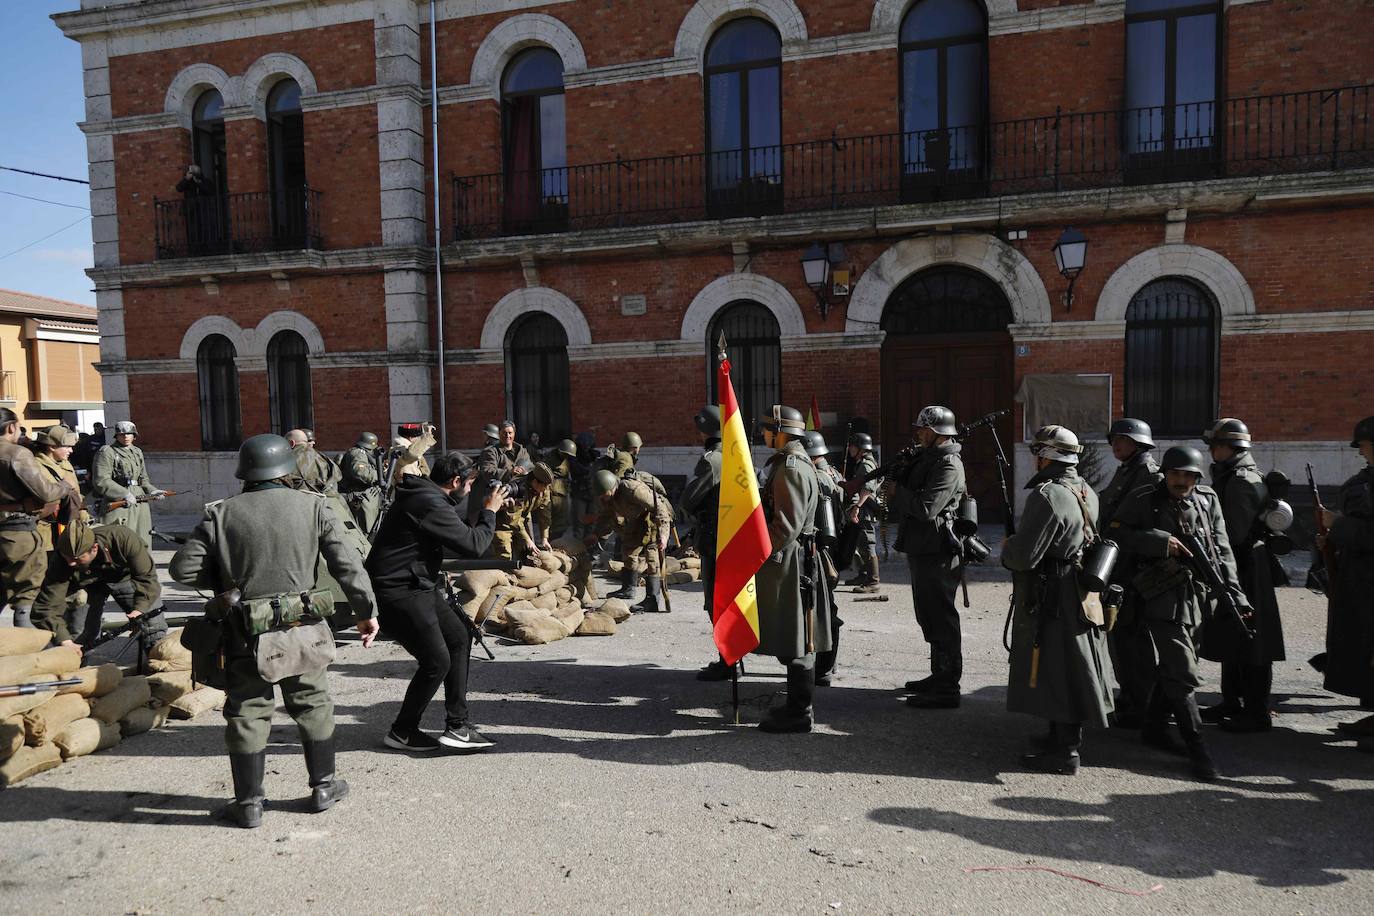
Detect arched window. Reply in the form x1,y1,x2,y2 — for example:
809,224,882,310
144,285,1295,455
502,48,568,233
185,89,228,255
881,266,1011,335
506,312,571,443
196,334,241,450
899,0,987,197
1124,277,1218,437
704,18,782,216
192,89,227,195
267,330,313,435
708,300,781,435
1125,0,1221,170
267,79,308,245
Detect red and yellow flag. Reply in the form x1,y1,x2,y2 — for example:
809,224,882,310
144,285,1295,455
712,357,771,665
806,395,822,432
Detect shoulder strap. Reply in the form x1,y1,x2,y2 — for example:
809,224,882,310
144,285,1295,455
1061,479,1098,544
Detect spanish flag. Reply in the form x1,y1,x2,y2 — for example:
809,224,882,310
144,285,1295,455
806,395,822,432
712,355,771,665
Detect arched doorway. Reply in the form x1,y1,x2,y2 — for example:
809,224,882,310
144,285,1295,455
880,266,1013,521
506,311,571,445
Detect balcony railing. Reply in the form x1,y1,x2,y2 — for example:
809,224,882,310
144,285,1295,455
154,187,323,259
0,370,15,404
453,84,1373,240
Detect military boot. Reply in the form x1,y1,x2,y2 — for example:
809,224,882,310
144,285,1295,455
1021,722,1082,775
1173,696,1219,781
1141,688,1185,756
855,558,881,594
843,565,872,587
609,567,636,600
302,739,350,812
219,752,265,829
906,643,960,708
760,660,815,733
697,656,732,682
632,577,667,613
11,605,33,628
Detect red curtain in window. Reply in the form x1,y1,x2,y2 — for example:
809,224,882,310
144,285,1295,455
503,96,540,226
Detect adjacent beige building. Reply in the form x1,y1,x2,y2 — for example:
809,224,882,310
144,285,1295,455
0,289,103,432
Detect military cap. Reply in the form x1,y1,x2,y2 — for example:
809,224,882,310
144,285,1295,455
56,520,96,561
38,425,79,448
531,462,555,485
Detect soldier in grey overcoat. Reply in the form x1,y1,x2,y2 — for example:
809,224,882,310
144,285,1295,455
339,431,382,535
754,406,832,733
92,420,164,548
681,406,727,681
1003,426,1114,775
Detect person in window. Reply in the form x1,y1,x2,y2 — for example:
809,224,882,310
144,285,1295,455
176,164,214,254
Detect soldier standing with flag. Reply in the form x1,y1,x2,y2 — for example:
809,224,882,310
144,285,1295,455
755,405,831,733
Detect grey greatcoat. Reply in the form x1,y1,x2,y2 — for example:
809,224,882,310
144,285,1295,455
92,442,157,546
339,444,382,535
1003,465,1114,727
1323,464,1374,700
679,438,722,612
755,440,833,660
1202,451,1284,664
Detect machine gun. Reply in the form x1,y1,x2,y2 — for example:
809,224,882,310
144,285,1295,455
0,678,83,699
367,448,402,542
440,557,520,660
1305,463,1336,594
1175,528,1256,643
840,444,923,498
956,409,1014,537
88,606,168,674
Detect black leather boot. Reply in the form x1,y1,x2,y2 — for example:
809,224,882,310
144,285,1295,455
1173,696,1219,781
1022,722,1081,775
760,661,814,733
697,656,732,681
632,576,666,613
609,566,636,600
302,739,350,812
220,752,265,828
855,558,881,593
1141,688,1185,755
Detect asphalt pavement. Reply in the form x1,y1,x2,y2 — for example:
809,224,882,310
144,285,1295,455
1,550,1371,915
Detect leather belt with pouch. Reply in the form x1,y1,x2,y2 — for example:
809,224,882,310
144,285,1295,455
239,589,338,683
1131,557,1192,600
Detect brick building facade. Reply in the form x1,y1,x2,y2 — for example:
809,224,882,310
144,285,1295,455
55,0,1374,517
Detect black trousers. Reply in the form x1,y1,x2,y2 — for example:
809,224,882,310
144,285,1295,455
378,586,473,732
907,552,963,688
1221,660,1272,711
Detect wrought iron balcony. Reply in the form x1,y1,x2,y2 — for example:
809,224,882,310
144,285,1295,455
453,84,1373,240
154,187,323,259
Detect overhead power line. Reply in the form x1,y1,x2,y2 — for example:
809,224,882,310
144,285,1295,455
0,215,91,263
0,165,90,186
0,189,89,211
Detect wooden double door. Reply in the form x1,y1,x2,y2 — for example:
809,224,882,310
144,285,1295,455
880,331,1014,524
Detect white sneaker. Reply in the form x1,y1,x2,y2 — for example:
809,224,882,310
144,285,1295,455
438,725,494,750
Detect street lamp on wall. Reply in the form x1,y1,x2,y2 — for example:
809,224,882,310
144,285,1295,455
1052,227,1088,312
801,241,847,319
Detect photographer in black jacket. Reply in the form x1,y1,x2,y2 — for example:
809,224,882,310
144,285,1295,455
366,451,506,752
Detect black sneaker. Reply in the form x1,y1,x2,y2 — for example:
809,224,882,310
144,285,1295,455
384,728,441,752
439,724,495,750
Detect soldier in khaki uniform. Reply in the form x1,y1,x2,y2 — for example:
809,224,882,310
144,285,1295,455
590,469,673,613
0,409,79,627
474,420,531,519
91,420,165,548
171,434,379,829
287,428,343,495
34,425,87,550
339,432,383,534
33,520,165,648
842,432,882,592
544,439,578,538
754,406,831,733
489,462,556,561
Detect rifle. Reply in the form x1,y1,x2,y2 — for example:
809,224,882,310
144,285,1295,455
0,497,61,518
0,678,83,699
88,606,167,673
439,557,519,660
652,486,672,614
1175,528,1256,642
1306,463,1336,592
367,448,402,542
103,490,179,511
840,444,923,498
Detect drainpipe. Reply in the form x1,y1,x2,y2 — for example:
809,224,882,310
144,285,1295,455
430,0,447,448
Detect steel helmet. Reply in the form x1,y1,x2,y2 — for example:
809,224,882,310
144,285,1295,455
620,431,643,450
802,430,829,458
356,431,379,449
482,423,500,441
848,432,873,451
1161,445,1206,476
1203,418,1252,450
914,406,958,437
1107,418,1155,449
1351,416,1374,448
761,405,806,435
235,434,297,481
694,405,721,437
593,469,620,494
1029,425,1084,465
114,420,137,435
556,438,578,459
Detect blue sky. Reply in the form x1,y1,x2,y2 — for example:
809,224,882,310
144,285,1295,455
0,1,94,306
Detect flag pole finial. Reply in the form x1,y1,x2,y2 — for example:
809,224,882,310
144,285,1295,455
717,331,727,364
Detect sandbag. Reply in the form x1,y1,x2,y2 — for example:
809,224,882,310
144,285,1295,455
53,717,121,760
554,608,585,635
459,568,509,595
0,685,51,720
90,676,151,725
476,587,514,625
664,556,683,574
599,598,632,624
513,566,552,589
530,593,559,611
512,616,568,645
454,590,483,620
168,686,225,720
146,658,186,674
536,552,561,573
680,557,701,570
667,571,697,585
0,742,61,788
147,670,196,704
535,572,567,596
57,664,123,699
147,628,192,669
0,646,82,684
575,612,617,637
120,704,170,737
607,559,625,574
0,627,54,657
0,715,23,760
22,693,90,745
505,605,554,629
554,587,574,604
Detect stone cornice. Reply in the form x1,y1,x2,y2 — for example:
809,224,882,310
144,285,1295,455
87,245,431,288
